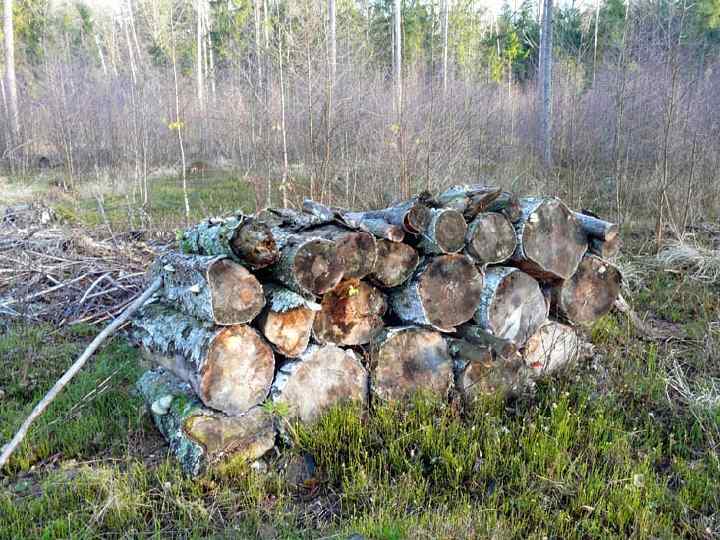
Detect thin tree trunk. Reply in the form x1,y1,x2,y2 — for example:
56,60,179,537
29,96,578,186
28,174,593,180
4,0,19,143
276,0,289,208
328,0,336,84
592,0,600,86
196,0,205,110
539,0,553,166
442,0,449,95
169,5,190,222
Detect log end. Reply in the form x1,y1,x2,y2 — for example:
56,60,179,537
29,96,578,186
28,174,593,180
465,213,517,264
293,238,345,295
208,259,265,325
370,239,419,288
233,219,279,269
259,306,316,357
336,231,378,280
553,255,622,324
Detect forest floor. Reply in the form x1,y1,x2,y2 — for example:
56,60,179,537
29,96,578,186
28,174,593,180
0,172,719,539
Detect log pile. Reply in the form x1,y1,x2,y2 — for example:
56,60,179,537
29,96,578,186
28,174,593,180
130,187,622,475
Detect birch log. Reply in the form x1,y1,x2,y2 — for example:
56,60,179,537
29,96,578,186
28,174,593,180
435,184,502,219
131,302,274,415
448,339,525,399
344,216,405,243
473,267,548,346
589,236,621,259
179,215,279,270
257,284,319,357
271,345,369,423
348,198,432,234
369,239,419,288
390,254,483,331
417,208,467,254
511,197,588,280
371,326,453,400
484,191,523,223
464,212,517,265
573,212,619,242
313,279,387,346
522,321,581,376
137,368,275,476
549,254,622,324
152,252,264,325
455,324,519,358
309,225,378,279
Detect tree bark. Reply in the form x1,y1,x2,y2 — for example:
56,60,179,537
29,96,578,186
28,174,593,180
369,238,419,288
484,191,522,223
473,267,548,346
416,208,467,254
349,198,432,235
308,225,378,280
454,324,519,359
137,368,275,477
550,254,622,325
522,321,581,376
272,344,368,423
511,197,588,280
152,252,265,326
588,236,621,259
435,185,502,219
313,279,387,346
341,214,405,242
3,0,19,142
390,254,483,331
448,340,525,400
371,326,453,401
573,212,620,242
464,212,517,265
257,284,319,358
131,302,275,416
179,215,279,271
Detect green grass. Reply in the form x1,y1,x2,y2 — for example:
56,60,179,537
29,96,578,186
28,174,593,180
0,250,719,538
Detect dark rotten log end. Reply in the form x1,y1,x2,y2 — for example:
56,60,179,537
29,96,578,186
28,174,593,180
232,219,279,269
370,239,419,288
293,238,345,296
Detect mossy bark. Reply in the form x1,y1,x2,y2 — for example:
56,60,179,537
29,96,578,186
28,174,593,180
137,368,275,476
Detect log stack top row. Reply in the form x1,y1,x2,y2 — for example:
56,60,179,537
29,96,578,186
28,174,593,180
131,186,622,475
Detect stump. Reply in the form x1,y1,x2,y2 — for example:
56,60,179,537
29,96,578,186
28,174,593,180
473,267,548,346
272,344,369,423
390,254,483,331
371,326,453,400
313,279,387,346
137,368,275,476
511,197,588,280
131,302,275,415
179,216,279,270
448,339,525,399
152,252,265,326
257,285,319,357
550,254,622,325
523,321,581,376
417,208,467,254
464,213,517,265
368,239,419,288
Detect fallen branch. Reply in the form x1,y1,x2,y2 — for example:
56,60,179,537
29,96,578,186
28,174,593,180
0,276,162,470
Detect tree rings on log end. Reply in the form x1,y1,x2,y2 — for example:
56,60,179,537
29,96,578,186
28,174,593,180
370,239,419,288
371,327,453,400
465,213,517,264
522,322,580,376
292,238,345,296
203,325,275,415
207,259,265,325
405,203,432,234
313,279,387,346
333,230,377,280
273,345,368,423
551,254,622,325
514,198,588,280
474,267,548,346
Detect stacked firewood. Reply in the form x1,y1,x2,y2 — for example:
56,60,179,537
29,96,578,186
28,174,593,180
131,187,622,475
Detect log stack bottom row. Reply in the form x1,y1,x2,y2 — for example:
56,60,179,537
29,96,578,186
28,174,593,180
131,188,622,475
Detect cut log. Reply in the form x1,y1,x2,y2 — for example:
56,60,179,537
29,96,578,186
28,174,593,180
464,212,517,265
390,254,483,331
473,267,548,346
152,252,264,326
341,214,405,242
589,236,621,259
511,197,588,280
417,208,467,254
549,254,622,325
137,368,275,476
455,325,519,358
349,198,432,234
313,279,387,346
272,344,369,423
371,326,453,400
131,302,275,415
257,284,319,357
436,184,503,220
309,225,377,280
368,239,419,288
522,321,581,376
179,216,279,270
448,339,525,399
574,212,619,242
484,191,522,223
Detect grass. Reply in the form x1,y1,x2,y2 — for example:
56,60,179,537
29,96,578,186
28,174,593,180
0,264,719,539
